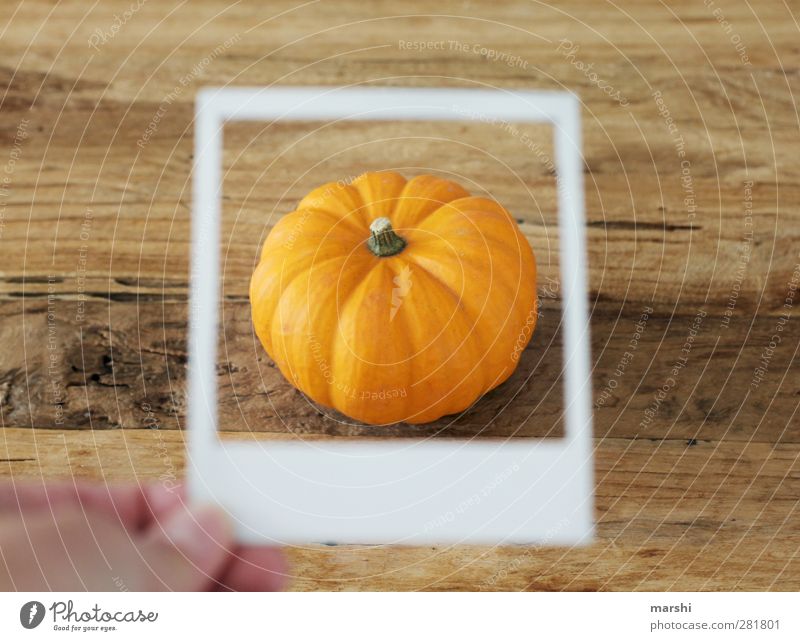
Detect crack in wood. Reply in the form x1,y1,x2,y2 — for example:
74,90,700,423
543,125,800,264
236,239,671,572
586,220,699,231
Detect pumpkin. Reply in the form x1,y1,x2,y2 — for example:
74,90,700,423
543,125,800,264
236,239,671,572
249,171,537,425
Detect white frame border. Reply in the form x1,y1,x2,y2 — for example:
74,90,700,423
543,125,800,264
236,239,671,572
188,86,594,545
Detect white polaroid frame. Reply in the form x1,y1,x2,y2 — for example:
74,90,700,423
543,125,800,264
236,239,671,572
188,86,593,545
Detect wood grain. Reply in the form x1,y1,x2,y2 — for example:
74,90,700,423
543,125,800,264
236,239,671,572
2,296,798,443
2,427,798,590
1,0,799,590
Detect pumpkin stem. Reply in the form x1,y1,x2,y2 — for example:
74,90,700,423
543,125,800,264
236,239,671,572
367,217,406,257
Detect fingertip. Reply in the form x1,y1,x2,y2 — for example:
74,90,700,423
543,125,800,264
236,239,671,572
160,503,235,556
141,503,235,591
142,483,185,525
220,546,290,592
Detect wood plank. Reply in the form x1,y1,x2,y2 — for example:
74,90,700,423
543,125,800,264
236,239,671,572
0,30,798,310
2,427,798,591
0,144,797,311
1,298,797,442
1,2,798,108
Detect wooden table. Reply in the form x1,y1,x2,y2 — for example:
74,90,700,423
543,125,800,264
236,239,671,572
1,0,798,590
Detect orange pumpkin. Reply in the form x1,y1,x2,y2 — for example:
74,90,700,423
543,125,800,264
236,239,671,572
249,171,537,425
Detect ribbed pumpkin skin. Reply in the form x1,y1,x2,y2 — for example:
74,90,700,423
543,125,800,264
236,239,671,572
249,171,537,425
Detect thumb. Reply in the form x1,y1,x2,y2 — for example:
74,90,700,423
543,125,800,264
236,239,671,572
137,504,235,591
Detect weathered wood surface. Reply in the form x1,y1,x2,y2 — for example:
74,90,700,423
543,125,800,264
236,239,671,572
2,297,798,443
3,428,799,590
1,0,799,590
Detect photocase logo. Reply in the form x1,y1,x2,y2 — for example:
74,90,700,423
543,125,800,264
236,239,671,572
20,601,45,629
390,265,413,321
16,599,159,632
